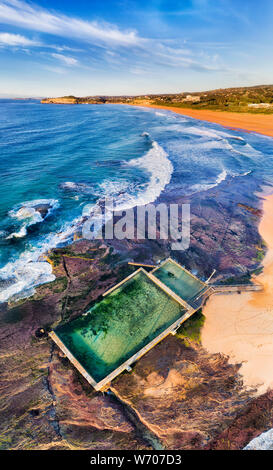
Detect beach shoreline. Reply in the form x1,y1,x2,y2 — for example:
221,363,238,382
128,103,273,138
202,193,273,396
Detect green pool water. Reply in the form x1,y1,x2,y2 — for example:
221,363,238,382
153,260,205,304
56,271,184,383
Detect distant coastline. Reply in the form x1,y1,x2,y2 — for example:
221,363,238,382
41,83,273,138
41,97,273,138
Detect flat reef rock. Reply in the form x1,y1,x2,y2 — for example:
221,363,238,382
111,335,251,449
206,390,273,450
0,177,269,450
112,336,273,450
46,348,150,450
0,243,150,449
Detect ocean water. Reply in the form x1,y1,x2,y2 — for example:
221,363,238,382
0,99,273,303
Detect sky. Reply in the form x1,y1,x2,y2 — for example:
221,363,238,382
0,0,272,97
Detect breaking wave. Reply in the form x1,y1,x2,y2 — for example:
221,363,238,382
189,169,228,194
81,140,173,240
0,101,269,305
0,141,172,303
89,139,173,211
127,140,173,206
6,199,59,239
0,214,82,303
189,167,252,195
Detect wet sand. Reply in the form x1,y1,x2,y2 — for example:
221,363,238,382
202,194,273,395
132,103,273,138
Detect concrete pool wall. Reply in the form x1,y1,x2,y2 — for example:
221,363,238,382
51,266,194,390
49,258,263,391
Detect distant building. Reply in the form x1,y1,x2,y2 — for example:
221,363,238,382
182,95,201,103
248,103,272,108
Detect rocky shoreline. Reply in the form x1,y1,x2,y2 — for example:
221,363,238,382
0,172,270,450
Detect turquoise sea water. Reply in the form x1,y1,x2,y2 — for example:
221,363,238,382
0,99,272,302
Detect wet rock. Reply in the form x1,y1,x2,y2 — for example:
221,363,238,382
111,335,251,450
206,390,273,450
0,174,269,449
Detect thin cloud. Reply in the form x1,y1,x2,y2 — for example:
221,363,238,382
143,41,224,72
0,0,227,74
0,30,82,53
130,66,149,75
165,0,250,25
0,31,39,46
0,0,142,47
51,53,78,66
43,65,66,75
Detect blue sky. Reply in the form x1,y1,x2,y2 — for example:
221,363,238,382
0,0,272,97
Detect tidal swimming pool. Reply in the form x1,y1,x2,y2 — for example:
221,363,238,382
152,259,206,304
55,270,184,383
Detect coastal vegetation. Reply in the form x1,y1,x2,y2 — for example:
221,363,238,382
150,85,273,114
176,309,205,344
42,84,273,113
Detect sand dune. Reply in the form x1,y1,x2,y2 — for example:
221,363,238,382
202,194,273,395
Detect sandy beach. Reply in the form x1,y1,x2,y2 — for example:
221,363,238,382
202,194,273,395
132,103,273,138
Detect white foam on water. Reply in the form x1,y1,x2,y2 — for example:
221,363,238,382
155,111,169,117
232,170,252,178
230,141,263,157
60,181,94,193
0,260,55,303
164,124,263,166
181,126,262,157
6,225,29,240
6,199,59,240
93,139,173,211
81,140,173,240
165,125,223,140
188,167,252,195
98,179,134,198
152,110,185,121
8,199,59,220
7,207,43,239
188,137,260,160
163,122,261,147
227,135,245,141
0,213,82,303
189,169,228,194
0,146,172,303
9,206,41,221
60,181,79,190
126,140,173,207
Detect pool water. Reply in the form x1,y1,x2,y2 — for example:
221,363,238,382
56,270,184,382
152,260,206,303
